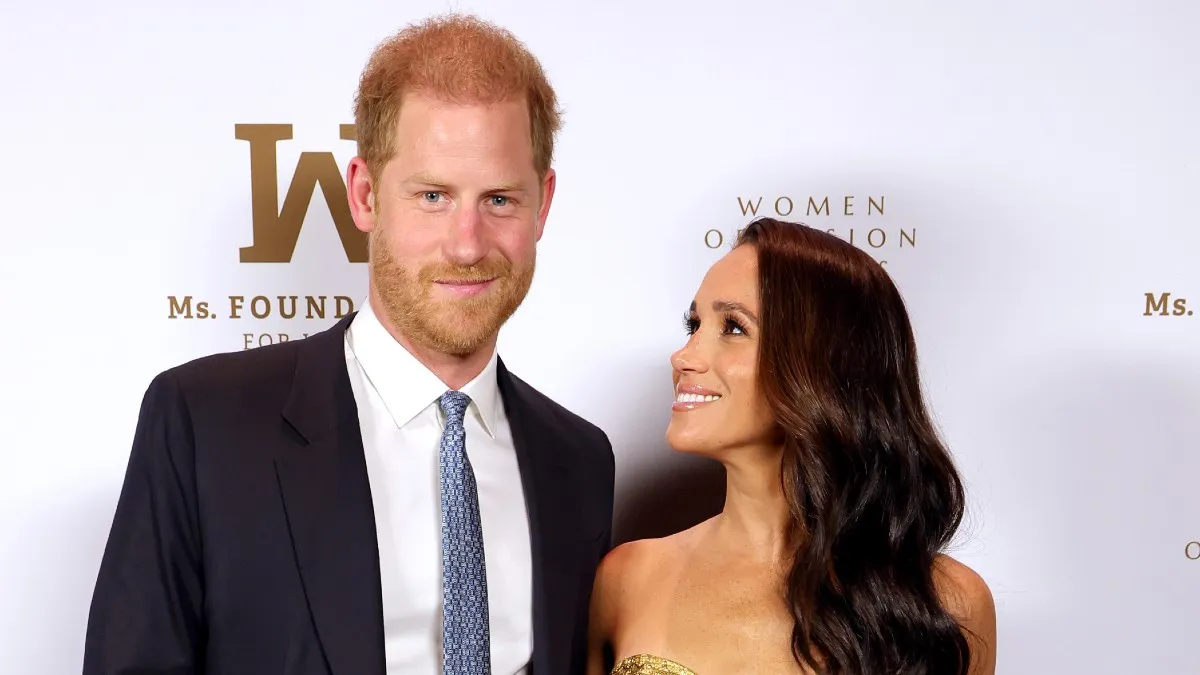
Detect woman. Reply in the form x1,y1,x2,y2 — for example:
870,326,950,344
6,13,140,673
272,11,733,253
587,218,996,674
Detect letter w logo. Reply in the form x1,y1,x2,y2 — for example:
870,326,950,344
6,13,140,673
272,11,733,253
234,124,367,263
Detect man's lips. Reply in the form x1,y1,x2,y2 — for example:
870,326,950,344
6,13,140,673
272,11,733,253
433,278,496,297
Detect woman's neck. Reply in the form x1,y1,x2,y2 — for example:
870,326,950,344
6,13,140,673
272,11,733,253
714,444,793,564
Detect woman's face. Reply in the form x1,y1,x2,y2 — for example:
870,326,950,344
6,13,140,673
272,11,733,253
667,245,778,456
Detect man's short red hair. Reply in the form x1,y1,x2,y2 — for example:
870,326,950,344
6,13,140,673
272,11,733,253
353,13,563,181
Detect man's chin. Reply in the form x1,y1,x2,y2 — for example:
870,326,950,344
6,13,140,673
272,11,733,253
412,311,505,355
417,328,495,357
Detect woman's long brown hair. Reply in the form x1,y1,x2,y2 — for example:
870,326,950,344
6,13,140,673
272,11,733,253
738,217,971,674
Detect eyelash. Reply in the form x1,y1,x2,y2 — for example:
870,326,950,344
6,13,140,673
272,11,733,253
682,312,747,337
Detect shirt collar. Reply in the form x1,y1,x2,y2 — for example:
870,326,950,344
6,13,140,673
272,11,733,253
345,299,501,438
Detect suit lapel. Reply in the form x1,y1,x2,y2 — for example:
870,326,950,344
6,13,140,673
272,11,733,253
498,360,589,675
270,324,589,675
275,313,386,675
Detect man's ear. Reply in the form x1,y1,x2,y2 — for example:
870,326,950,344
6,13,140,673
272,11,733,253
535,167,557,242
346,156,376,233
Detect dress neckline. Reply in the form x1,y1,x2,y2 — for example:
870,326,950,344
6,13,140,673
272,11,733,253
612,653,698,674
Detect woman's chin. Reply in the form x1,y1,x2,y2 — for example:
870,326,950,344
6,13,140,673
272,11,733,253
665,428,718,458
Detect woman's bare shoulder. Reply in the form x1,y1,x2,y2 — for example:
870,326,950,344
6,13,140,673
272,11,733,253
934,556,993,620
589,534,672,650
934,555,997,675
593,519,715,616
595,538,659,595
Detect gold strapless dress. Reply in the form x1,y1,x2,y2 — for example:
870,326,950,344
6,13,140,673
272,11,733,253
611,654,698,675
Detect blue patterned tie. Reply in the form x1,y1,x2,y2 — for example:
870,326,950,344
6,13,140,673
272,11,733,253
438,390,491,674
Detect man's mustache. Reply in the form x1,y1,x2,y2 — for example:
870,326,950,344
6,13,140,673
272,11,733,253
418,259,511,284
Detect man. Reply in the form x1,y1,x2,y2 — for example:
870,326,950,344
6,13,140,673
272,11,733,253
82,14,615,675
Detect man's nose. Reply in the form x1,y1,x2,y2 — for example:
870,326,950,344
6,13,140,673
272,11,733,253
444,205,487,266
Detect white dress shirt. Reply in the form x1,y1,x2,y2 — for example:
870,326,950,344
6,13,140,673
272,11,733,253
343,300,533,674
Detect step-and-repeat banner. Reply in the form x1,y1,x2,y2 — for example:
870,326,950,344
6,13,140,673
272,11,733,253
1,1,1196,672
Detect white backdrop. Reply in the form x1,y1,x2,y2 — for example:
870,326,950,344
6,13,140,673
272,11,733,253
1,0,1198,672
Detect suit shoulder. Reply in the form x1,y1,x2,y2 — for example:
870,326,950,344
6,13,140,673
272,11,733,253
505,370,611,451
151,338,306,402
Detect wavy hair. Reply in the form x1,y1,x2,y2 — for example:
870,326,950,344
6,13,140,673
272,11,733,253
737,217,971,674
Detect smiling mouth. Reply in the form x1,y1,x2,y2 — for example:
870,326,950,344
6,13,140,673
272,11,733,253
673,391,722,410
434,278,496,297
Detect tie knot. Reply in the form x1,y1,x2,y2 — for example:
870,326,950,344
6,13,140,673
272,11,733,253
438,390,471,424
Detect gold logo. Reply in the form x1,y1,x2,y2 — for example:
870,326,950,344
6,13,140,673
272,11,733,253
705,194,912,266
165,125,364,350
235,123,366,263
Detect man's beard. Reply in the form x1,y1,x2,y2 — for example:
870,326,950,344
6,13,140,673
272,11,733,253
369,228,535,356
